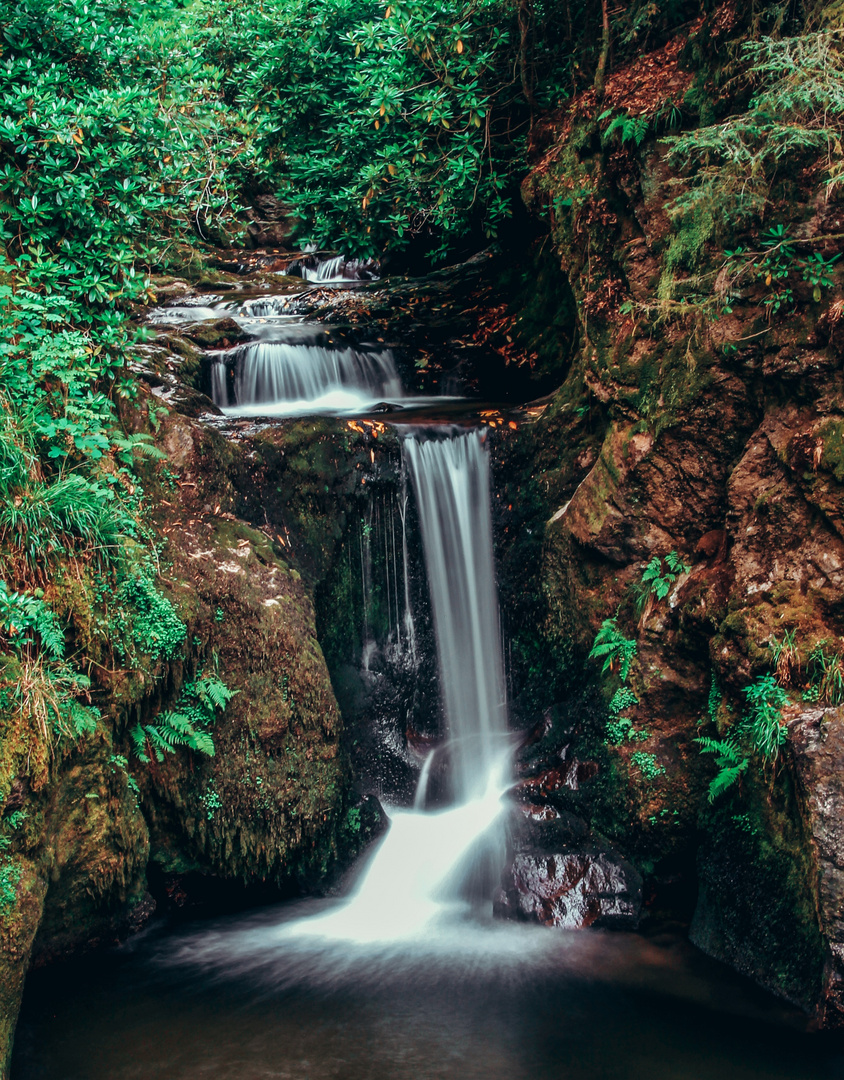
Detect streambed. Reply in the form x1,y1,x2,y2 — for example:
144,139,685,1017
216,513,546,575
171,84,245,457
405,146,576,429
13,897,844,1080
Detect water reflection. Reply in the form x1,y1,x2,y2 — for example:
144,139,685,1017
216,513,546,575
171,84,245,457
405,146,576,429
13,899,844,1080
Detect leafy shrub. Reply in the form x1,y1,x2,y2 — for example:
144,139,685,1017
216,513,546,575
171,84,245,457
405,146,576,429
635,551,690,612
201,0,546,259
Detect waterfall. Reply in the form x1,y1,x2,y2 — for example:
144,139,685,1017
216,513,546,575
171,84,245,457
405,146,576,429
403,430,508,801
302,255,346,282
210,340,401,416
293,428,509,943
210,363,229,409
300,256,378,283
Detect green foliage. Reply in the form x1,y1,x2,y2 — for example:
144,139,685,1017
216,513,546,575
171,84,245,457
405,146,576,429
609,686,638,715
201,780,223,821
769,628,799,687
130,670,236,764
0,655,100,744
744,674,789,763
109,753,140,798
605,687,649,745
696,732,749,803
630,750,666,782
661,31,844,315
0,858,22,915
201,0,568,259
668,32,844,231
707,672,722,723
345,806,362,834
0,582,64,659
808,641,844,705
600,110,650,147
635,551,690,611
117,570,187,662
723,226,840,318
589,618,637,682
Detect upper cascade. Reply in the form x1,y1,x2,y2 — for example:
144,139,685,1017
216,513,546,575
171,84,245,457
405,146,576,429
298,255,380,283
211,339,401,416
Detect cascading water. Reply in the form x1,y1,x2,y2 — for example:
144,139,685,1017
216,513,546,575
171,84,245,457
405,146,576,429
211,339,401,416
300,255,378,283
294,428,509,943
403,431,508,802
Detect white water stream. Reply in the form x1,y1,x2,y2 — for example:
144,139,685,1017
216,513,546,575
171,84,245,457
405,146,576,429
292,429,510,944
211,340,401,416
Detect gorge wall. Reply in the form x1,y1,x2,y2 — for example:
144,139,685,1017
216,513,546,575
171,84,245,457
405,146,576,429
488,10,844,1023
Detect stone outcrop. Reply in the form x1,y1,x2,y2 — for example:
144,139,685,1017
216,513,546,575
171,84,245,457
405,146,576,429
496,798,642,930
489,8,844,1022
0,395,365,1074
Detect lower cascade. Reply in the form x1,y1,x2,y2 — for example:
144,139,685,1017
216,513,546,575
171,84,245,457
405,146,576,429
293,428,510,943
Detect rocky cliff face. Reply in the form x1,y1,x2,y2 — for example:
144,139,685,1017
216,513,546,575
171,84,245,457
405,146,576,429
0,391,372,1075
488,11,844,1024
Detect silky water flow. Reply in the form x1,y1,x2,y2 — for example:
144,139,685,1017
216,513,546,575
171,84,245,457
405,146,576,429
289,427,511,944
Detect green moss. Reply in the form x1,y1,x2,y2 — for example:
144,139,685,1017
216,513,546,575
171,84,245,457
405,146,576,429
692,769,826,1009
820,420,844,483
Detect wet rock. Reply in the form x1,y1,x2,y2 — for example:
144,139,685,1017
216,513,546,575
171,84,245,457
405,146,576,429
243,195,300,250
182,317,254,350
496,799,641,931
495,849,642,930
790,704,844,1026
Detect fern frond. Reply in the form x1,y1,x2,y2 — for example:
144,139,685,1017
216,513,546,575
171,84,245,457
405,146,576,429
708,760,748,803
129,723,151,764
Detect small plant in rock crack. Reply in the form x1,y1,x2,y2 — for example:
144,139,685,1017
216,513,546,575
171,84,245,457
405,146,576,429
802,252,840,301
635,552,690,614
130,670,237,763
744,674,789,763
630,751,666,782
695,732,749,803
605,688,649,745
808,640,844,705
769,628,799,688
589,618,637,682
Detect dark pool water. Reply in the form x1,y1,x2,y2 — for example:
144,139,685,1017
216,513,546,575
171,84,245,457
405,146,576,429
13,899,844,1080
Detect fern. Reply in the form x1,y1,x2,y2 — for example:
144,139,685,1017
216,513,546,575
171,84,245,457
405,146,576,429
130,670,237,764
0,581,65,660
600,109,650,147
589,618,638,682
696,733,749,803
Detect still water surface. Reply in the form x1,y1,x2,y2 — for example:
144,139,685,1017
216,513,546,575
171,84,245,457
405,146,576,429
13,898,844,1080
